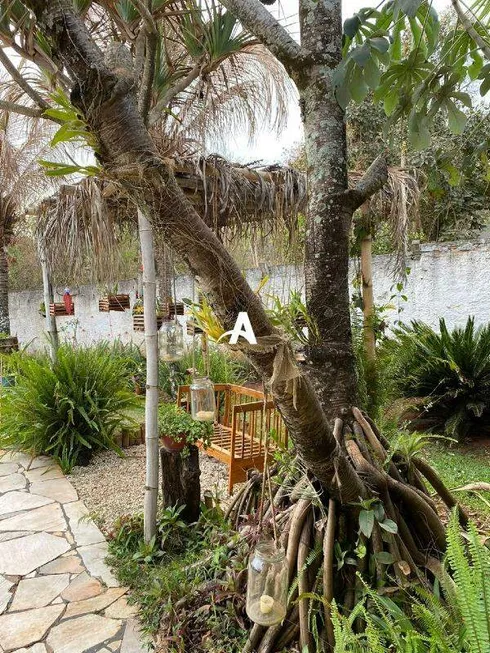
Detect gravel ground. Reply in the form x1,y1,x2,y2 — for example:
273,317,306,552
70,445,230,532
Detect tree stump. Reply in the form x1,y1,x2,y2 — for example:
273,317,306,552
160,445,201,523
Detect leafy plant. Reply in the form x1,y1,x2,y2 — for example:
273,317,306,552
331,513,490,652
0,345,138,471
265,289,319,345
385,317,490,439
158,403,212,450
158,504,188,551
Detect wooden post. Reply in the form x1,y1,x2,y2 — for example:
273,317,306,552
160,445,201,523
37,235,59,362
138,209,159,542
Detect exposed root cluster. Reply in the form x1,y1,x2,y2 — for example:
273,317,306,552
223,408,467,652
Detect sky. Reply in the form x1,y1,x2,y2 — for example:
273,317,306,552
219,0,452,165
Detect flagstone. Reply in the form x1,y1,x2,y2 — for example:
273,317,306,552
105,596,138,619
16,644,47,653
0,576,13,614
30,478,78,504
0,464,19,478
39,555,84,576
10,574,70,611
25,466,64,483
0,452,31,466
25,456,54,470
0,491,53,518
61,571,102,602
0,532,70,575
64,587,127,619
0,531,31,543
46,613,121,653
77,543,118,587
121,618,147,653
0,603,63,650
0,504,67,533
64,501,105,546
0,473,27,494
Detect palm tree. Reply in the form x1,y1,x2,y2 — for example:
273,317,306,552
0,105,53,334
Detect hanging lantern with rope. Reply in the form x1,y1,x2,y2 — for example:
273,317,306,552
158,319,185,362
190,376,216,422
246,541,288,626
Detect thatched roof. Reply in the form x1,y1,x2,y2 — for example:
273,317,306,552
36,154,418,281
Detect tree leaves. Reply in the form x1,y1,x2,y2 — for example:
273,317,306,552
359,510,375,537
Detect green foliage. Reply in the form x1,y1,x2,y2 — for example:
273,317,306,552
0,345,138,471
385,317,490,439
158,344,254,398
107,504,247,650
265,289,319,345
158,403,212,448
331,513,490,652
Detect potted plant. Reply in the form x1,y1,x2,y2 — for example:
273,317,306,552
99,285,131,312
158,403,212,453
133,297,166,332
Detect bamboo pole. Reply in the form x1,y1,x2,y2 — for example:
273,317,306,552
37,234,59,362
360,203,376,364
138,209,159,542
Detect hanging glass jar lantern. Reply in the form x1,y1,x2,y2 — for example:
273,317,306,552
190,376,216,422
246,541,288,626
158,320,185,362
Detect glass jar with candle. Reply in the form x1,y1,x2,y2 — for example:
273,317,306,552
246,541,288,626
159,320,185,362
190,376,216,422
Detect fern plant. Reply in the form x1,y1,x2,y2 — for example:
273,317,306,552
385,317,490,439
0,345,138,471
330,513,490,652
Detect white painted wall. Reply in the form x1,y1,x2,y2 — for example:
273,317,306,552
9,238,490,349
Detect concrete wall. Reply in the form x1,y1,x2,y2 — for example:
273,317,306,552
9,238,490,349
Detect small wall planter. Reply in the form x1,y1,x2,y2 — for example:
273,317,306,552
98,294,131,312
50,302,75,317
0,336,19,354
132,313,164,332
164,302,185,318
186,322,204,336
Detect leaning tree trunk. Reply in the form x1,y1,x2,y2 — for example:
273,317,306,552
138,209,160,542
0,233,10,335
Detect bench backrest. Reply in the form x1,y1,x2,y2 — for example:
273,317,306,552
176,383,288,453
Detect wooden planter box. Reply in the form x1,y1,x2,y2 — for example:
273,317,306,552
132,313,164,332
114,422,146,448
50,302,75,317
98,294,130,312
0,336,19,354
164,302,184,318
187,322,204,336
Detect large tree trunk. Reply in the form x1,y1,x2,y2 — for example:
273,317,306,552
297,0,359,420
0,234,10,335
160,445,201,523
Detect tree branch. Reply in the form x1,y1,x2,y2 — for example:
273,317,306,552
0,47,49,111
343,153,389,211
218,0,305,70
451,0,490,60
0,99,43,118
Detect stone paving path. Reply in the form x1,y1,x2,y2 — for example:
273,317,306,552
0,452,148,653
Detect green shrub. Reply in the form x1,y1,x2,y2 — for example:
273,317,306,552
0,345,138,471
385,317,490,439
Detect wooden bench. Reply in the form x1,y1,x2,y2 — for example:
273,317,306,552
176,383,288,493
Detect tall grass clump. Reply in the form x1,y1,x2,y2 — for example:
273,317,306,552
384,317,490,439
0,344,138,471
